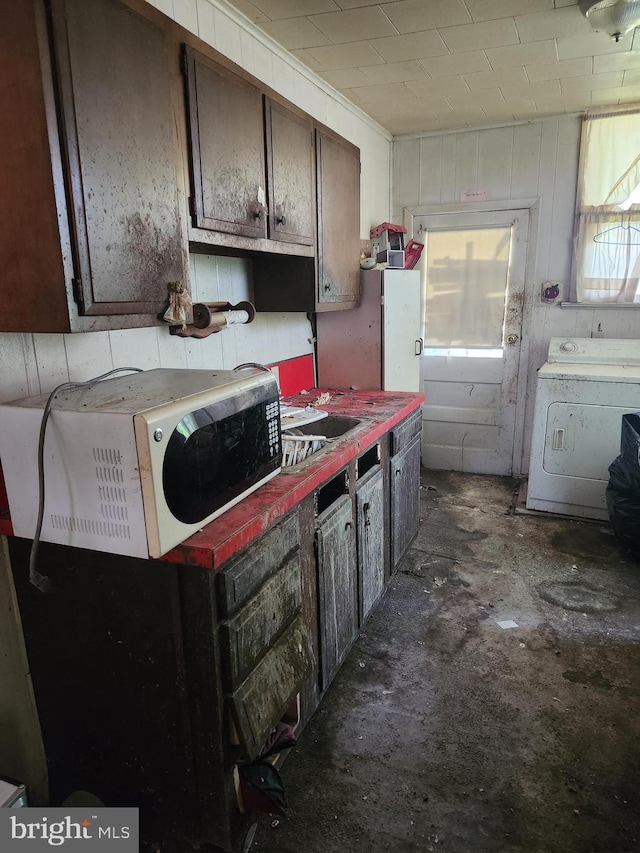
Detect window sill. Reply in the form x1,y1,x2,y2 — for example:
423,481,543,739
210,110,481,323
559,302,640,309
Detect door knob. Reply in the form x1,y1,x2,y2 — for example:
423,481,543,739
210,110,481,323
506,333,519,346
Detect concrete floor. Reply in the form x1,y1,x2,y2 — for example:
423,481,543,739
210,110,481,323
250,469,640,853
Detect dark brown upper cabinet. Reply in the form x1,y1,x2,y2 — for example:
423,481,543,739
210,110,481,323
265,98,314,247
0,0,188,332
184,46,267,240
316,125,361,308
252,122,361,313
51,0,187,318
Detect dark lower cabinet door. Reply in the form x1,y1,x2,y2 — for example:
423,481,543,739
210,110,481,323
316,494,358,692
391,434,421,569
51,0,187,315
356,465,386,623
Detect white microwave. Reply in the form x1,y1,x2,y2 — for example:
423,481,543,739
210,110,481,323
0,368,281,559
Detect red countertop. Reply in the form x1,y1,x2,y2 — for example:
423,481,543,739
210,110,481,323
164,389,423,570
0,389,423,569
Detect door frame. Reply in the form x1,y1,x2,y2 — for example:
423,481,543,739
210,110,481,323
403,198,540,477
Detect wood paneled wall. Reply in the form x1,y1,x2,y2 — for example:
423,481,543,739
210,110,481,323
392,116,640,473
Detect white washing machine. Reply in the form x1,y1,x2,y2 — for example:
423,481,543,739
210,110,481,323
526,337,640,520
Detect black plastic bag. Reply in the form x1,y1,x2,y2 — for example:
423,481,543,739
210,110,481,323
607,413,640,556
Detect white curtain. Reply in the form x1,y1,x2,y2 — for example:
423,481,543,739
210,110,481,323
576,110,640,303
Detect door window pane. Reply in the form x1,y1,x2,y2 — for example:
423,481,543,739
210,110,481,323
424,226,512,349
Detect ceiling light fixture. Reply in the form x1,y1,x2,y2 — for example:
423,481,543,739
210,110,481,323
579,0,640,41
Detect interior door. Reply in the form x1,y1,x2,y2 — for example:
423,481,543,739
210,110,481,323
413,210,528,476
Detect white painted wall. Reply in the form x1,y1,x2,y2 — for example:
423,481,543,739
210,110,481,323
392,116,640,474
0,0,392,404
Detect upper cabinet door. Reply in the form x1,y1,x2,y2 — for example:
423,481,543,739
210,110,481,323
315,127,360,308
265,98,314,247
184,46,267,239
50,0,187,316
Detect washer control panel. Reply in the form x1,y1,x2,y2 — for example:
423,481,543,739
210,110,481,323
547,337,640,365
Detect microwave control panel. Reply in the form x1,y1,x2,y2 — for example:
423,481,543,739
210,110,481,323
266,400,280,457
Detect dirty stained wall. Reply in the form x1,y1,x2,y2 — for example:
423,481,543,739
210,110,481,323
392,116,640,473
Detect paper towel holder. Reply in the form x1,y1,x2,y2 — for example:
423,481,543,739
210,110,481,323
169,301,256,339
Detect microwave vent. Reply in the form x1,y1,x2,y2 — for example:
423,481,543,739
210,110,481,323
93,446,125,485
49,514,131,540
93,447,123,465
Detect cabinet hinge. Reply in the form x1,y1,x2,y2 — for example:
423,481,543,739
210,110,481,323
71,277,85,311
180,49,189,78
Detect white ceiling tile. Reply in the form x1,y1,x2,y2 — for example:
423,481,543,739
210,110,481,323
465,67,528,92
560,71,624,93
405,76,471,97
557,32,630,60
514,6,592,42
368,31,449,63
250,0,339,20
319,67,371,88
360,60,429,84
390,91,452,110
308,8,398,44
334,0,386,6
290,48,327,72
466,0,553,22
446,89,506,109
419,50,492,78
490,98,537,115
526,56,592,81
221,0,640,134
261,18,332,49
534,93,591,114
305,40,387,69
591,90,624,105
381,0,472,34
438,19,520,54
595,51,640,74
348,82,417,104
617,84,640,100
432,106,488,124
485,40,557,69
501,79,561,100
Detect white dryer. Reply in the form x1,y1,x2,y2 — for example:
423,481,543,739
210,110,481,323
526,337,640,520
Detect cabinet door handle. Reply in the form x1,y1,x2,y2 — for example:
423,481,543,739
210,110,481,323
253,208,266,222
345,521,352,531
276,214,287,226
415,338,423,356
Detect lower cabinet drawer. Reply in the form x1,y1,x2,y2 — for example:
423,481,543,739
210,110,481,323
227,615,313,762
220,553,302,689
390,408,422,455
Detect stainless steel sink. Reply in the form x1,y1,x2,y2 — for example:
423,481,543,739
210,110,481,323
280,415,364,470
286,414,361,438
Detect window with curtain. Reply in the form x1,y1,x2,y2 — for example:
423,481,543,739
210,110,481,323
575,109,640,303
